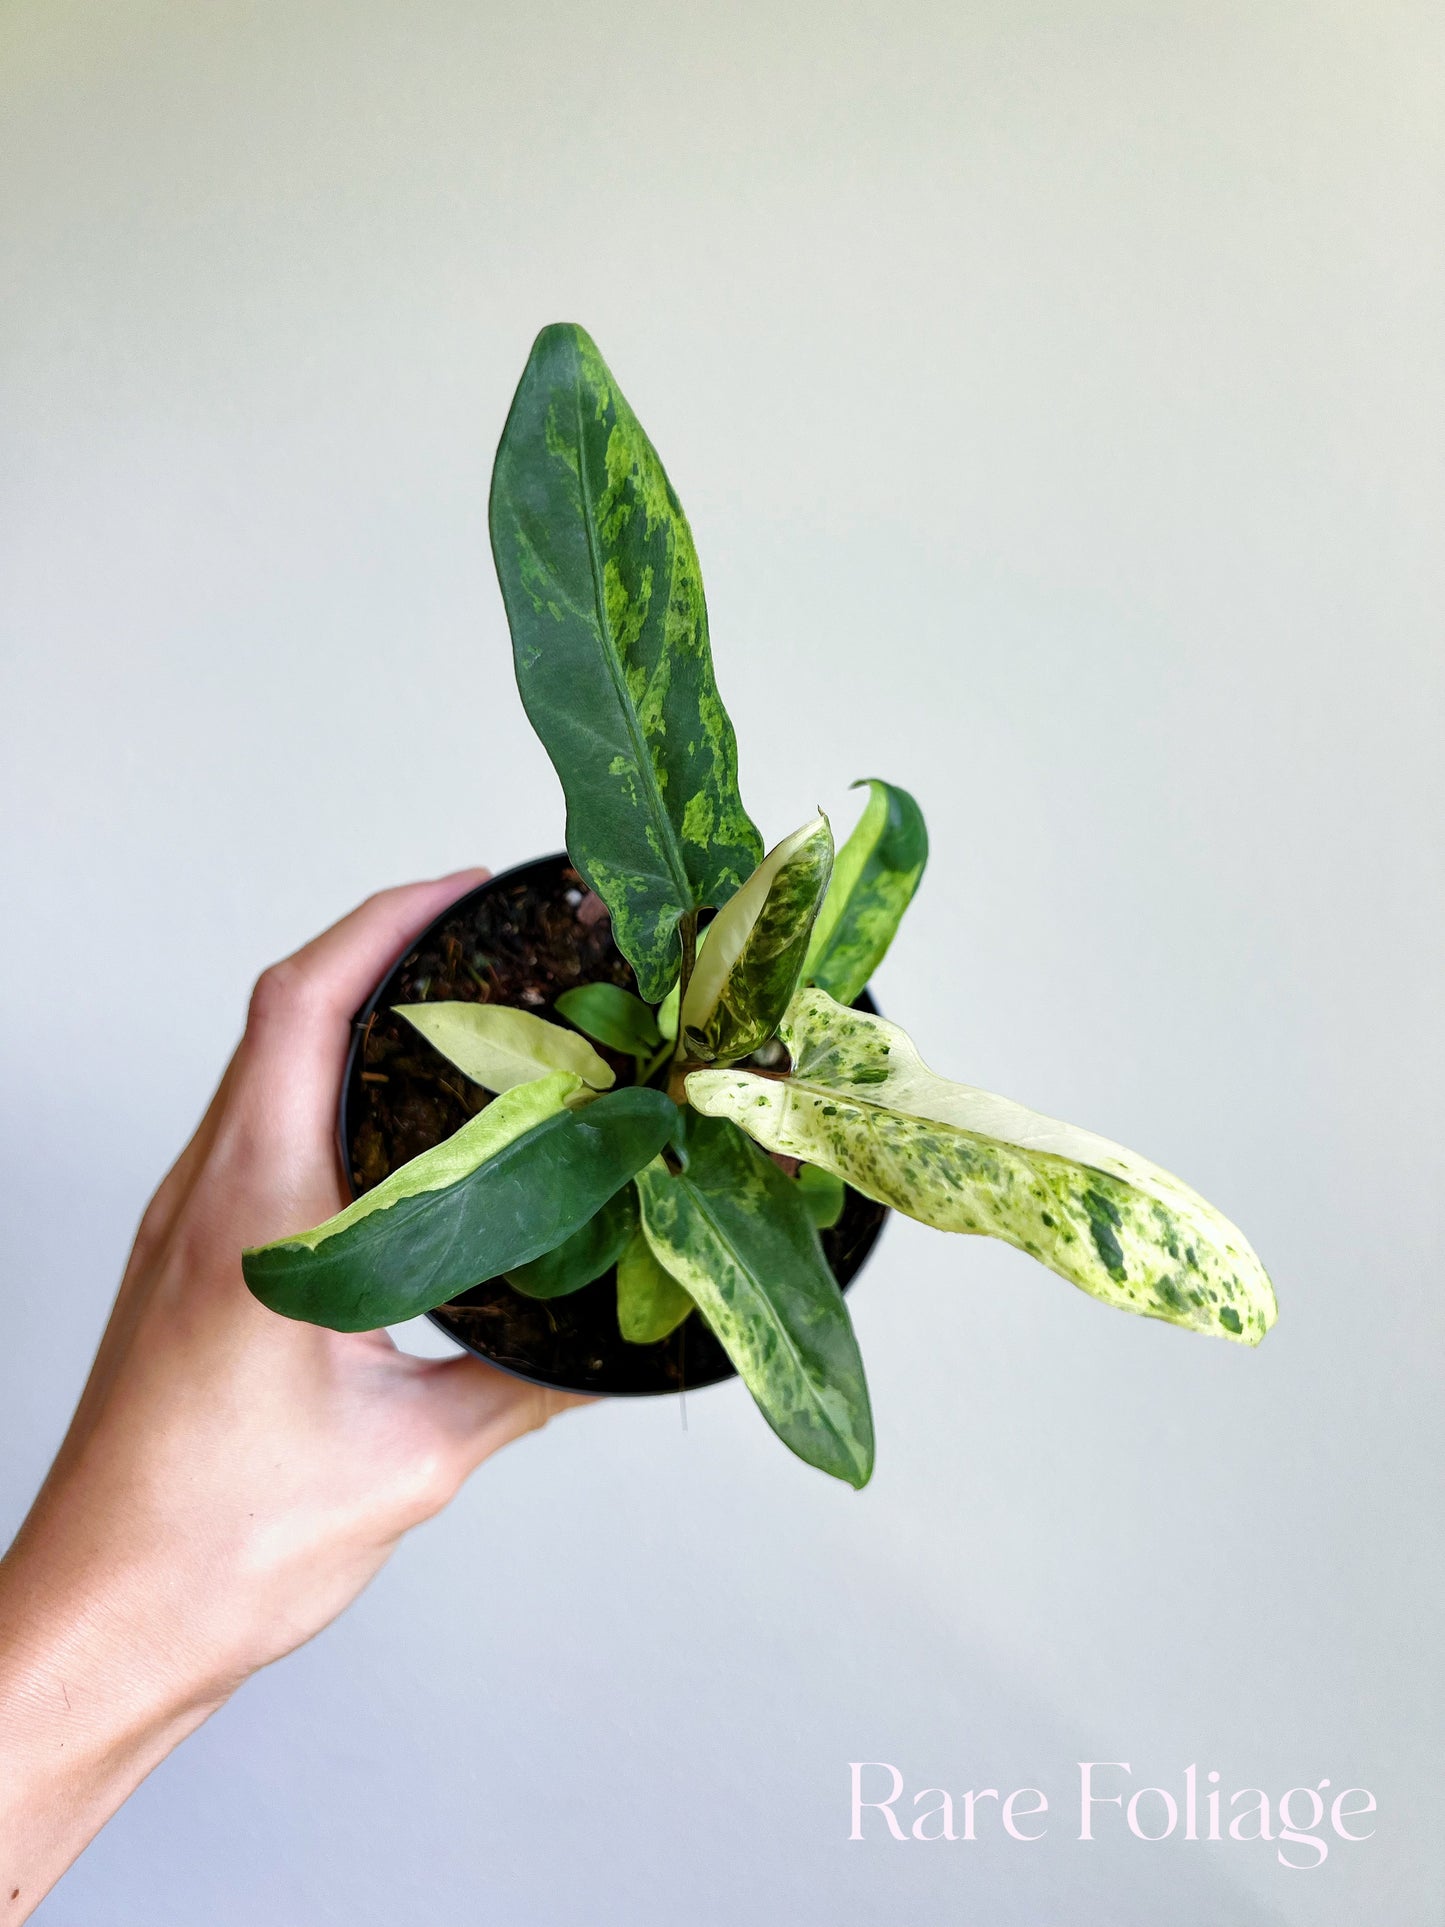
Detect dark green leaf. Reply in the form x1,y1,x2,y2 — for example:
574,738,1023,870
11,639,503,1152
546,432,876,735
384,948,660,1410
634,1111,874,1487
615,1226,694,1342
678,814,834,1064
505,1182,638,1298
555,983,661,1056
490,322,762,1000
244,1086,678,1332
805,778,928,1005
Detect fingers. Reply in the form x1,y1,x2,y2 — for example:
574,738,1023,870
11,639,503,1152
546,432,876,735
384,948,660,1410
236,868,490,1137
421,1352,590,1478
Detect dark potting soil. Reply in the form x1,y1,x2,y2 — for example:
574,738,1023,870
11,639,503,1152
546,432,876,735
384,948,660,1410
339,853,888,1396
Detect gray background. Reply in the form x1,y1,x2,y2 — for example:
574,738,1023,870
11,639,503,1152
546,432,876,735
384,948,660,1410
2,3,1441,1922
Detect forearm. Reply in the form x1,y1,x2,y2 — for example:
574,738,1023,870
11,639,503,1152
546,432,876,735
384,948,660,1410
0,872,553,1912
0,1544,225,1922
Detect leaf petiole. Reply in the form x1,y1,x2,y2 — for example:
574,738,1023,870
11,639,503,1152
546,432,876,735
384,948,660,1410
637,1039,674,1086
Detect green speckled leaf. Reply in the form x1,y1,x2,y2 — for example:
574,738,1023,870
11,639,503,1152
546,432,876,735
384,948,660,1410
490,323,762,1000
805,779,927,1005
615,1224,694,1342
244,1083,677,1332
505,1182,638,1299
678,814,833,1063
554,983,661,1056
634,1111,874,1486
688,988,1276,1346
395,1001,614,1093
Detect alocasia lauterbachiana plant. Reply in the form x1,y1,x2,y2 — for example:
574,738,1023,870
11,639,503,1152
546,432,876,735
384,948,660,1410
243,322,1277,1487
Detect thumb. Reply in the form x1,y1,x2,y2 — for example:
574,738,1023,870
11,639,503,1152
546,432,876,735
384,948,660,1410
422,1352,592,1474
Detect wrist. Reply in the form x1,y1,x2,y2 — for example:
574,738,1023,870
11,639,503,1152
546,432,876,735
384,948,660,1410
0,1507,236,1726
0,1538,229,1917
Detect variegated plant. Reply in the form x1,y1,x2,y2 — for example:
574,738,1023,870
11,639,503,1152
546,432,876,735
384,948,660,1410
243,322,1277,1488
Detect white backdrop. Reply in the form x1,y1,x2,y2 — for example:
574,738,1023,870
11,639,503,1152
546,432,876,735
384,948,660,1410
2,3,1441,1922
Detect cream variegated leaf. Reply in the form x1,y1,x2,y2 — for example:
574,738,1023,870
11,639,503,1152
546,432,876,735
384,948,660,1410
395,1001,614,1094
687,988,1276,1345
677,814,833,1064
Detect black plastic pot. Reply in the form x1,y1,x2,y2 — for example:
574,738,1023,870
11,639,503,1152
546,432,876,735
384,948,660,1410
338,852,888,1396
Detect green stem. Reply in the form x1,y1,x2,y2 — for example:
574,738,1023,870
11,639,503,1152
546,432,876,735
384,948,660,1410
637,1041,673,1086
664,910,702,1104
676,910,698,1015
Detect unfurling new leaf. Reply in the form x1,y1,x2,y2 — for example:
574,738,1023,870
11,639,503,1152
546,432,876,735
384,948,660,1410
805,778,927,1006
688,988,1276,1344
489,322,762,1000
634,1110,874,1486
244,1082,677,1331
678,814,833,1064
395,1001,614,1093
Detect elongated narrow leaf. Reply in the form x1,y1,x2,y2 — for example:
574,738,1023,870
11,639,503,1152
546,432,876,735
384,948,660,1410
615,1225,694,1343
505,1183,638,1299
490,323,762,1000
678,814,834,1064
805,778,927,1005
555,983,661,1056
395,1002,613,1093
245,1084,677,1331
688,988,1276,1345
635,1111,874,1486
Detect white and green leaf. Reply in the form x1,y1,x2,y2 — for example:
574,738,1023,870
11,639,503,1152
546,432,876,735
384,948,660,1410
678,814,834,1064
395,1001,614,1093
244,1082,678,1332
489,322,763,1000
615,1225,694,1343
688,987,1276,1345
634,1111,874,1486
805,778,927,1005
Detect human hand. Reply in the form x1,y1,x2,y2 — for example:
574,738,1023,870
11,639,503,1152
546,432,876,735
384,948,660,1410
0,872,583,1919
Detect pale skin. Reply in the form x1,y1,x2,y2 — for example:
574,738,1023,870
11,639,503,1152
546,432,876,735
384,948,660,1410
0,871,582,1920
